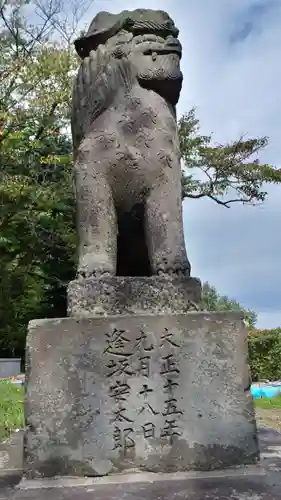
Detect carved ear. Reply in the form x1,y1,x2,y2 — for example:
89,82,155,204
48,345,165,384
74,13,125,58
89,46,110,88
74,46,110,105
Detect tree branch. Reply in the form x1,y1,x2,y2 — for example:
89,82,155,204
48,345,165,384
185,190,254,207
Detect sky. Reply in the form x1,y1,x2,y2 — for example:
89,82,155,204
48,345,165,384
52,0,280,328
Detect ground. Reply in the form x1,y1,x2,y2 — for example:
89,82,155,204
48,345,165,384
256,408,281,432
254,394,281,432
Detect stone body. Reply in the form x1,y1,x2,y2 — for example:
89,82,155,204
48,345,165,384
23,312,259,478
71,9,190,278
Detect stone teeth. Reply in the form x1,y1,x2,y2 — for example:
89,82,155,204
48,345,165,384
152,51,157,61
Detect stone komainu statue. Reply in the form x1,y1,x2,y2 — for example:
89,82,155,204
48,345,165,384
72,9,191,278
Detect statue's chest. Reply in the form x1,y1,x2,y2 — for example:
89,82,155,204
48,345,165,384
111,91,178,150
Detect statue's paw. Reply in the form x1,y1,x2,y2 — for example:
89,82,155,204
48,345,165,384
78,269,113,279
155,257,191,277
77,255,115,279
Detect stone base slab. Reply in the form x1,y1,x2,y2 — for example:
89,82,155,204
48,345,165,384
19,467,266,490
7,467,280,500
67,276,202,317
24,312,259,479
14,466,280,500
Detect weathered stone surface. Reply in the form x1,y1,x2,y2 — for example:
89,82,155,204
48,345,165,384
0,431,23,488
2,427,280,497
71,9,191,279
23,312,258,479
67,276,202,317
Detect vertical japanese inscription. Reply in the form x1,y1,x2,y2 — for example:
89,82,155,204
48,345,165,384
159,328,182,441
138,383,159,417
135,329,154,378
103,326,183,447
135,329,158,439
136,330,153,380
113,427,135,450
103,328,135,451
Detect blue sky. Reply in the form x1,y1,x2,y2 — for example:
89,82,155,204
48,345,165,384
42,0,280,327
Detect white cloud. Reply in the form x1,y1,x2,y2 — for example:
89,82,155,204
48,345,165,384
75,0,281,328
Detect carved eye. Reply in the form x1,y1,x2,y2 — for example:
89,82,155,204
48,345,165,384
126,17,134,26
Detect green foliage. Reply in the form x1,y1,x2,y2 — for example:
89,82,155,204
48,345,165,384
0,382,24,442
202,282,257,328
179,109,281,206
0,123,76,357
248,329,281,382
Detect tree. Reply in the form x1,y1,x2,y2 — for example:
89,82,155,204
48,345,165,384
179,109,281,207
202,282,257,328
248,329,281,381
0,0,79,357
0,113,76,357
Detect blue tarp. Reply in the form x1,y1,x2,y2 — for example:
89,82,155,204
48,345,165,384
251,384,281,399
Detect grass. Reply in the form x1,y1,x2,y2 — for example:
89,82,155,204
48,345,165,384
0,381,24,442
254,393,281,409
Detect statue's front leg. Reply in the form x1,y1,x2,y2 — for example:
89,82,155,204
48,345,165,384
145,177,191,277
74,154,117,278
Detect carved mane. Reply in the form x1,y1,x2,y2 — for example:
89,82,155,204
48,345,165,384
71,47,135,152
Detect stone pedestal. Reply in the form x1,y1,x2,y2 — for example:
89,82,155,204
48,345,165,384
67,276,202,317
23,290,259,478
